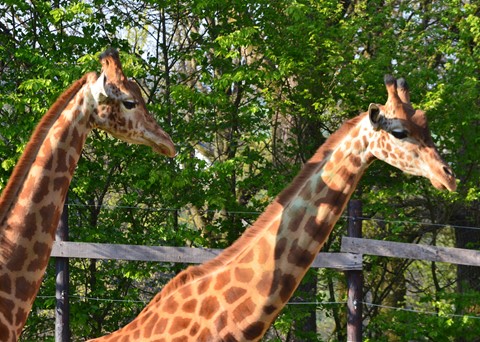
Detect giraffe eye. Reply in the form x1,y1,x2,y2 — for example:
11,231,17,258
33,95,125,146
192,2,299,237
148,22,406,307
391,129,408,140
122,100,137,110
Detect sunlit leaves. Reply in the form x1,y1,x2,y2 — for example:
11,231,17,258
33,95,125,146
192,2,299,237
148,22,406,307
50,1,93,23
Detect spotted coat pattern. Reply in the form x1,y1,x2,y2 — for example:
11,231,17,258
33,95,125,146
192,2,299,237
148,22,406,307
88,75,456,342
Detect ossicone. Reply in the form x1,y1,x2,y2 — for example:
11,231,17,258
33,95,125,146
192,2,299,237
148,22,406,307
396,77,411,104
99,48,125,83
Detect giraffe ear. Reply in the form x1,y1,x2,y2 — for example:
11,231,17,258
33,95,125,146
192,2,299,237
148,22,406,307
91,72,108,103
368,103,383,131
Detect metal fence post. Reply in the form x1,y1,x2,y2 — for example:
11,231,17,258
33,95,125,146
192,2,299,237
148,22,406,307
346,200,363,341
55,196,70,342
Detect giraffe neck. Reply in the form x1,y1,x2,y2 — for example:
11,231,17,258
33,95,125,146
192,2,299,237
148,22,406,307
213,113,373,337
0,74,95,341
88,114,375,342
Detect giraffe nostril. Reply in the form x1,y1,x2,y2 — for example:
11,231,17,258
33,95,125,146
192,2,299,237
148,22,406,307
443,166,454,177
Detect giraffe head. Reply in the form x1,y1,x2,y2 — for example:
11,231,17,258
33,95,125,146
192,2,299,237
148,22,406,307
89,48,176,157
367,75,456,191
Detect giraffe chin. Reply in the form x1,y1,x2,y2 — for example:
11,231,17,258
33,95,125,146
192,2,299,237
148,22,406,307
430,178,457,192
144,135,176,157
106,130,176,158
141,131,176,157
152,143,176,158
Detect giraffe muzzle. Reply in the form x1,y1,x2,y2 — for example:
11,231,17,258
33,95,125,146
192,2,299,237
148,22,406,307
430,164,456,192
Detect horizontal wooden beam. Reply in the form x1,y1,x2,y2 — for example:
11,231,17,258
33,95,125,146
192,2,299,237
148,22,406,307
311,251,362,270
341,237,480,267
51,241,362,271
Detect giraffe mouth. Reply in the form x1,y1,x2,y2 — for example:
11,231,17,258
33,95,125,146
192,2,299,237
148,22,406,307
146,135,176,157
431,180,455,191
105,129,176,157
151,141,176,157
430,166,457,192
139,120,176,157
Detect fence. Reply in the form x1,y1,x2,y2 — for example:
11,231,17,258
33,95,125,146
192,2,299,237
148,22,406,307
47,200,480,341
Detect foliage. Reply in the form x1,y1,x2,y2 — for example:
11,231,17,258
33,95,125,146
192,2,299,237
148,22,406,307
367,289,480,342
1,0,480,340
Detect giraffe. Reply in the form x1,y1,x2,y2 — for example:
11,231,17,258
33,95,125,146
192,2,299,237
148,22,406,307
89,75,456,342
0,48,176,341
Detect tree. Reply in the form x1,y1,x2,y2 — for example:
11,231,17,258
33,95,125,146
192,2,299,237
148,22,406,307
1,0,479,340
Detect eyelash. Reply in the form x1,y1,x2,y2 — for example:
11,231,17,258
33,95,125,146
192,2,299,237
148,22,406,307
391,130,409,139
123,101,137,110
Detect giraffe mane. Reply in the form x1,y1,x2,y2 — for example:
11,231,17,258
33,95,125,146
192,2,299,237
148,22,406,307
0,72,94,227
153,113,366,302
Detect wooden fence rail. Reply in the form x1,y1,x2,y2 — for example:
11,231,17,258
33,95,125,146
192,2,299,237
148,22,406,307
341,237,480,267
51,241,363,270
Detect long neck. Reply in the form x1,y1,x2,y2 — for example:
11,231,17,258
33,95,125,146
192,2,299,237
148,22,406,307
226,115,373,337
0,76,94,341
255,126,370,309
88,114,374,342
